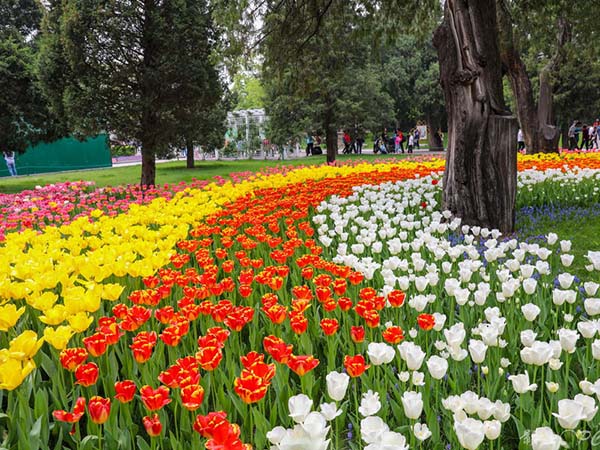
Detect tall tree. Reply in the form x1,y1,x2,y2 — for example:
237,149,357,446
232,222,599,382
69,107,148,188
381,34,446,149
0,0,62,154
262,0,394,161
39,0,225,185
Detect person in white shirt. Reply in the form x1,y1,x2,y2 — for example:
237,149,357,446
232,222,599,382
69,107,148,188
3,151,17,176
408,134,414,153
517,129,525,152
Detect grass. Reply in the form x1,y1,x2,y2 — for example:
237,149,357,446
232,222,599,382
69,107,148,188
0,153,421,194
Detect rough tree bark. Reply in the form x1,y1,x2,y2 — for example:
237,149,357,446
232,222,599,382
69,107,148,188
433,0,518,233
426,115,444,150
497,1,570,153
186,139,195,169
324,97,337,163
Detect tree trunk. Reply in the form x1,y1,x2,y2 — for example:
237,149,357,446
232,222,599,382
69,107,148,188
324,99,337,163
426,115,443,150
140,145,156,187
186,139,195,168
434,0,518,233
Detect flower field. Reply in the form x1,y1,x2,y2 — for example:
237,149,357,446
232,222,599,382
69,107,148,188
1,153,600,450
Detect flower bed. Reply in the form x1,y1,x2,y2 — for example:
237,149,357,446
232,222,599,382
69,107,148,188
1,153,600,450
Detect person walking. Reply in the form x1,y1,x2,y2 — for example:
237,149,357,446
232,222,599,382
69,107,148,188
581,125,590,150
414,128,420,149
517,128,525,152
394,132,401,153
355,134,364,154
342,131,352,154
398,131,405,153
407,133,414,154
567,121,577,150
3,151,17,176
305,133,314,156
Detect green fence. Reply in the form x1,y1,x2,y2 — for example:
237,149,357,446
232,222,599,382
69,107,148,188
0,135,111,177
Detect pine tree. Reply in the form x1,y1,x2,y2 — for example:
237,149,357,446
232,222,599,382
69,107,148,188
39,0,225,185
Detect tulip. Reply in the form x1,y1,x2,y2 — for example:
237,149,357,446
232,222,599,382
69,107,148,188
521,303,541,321
508,371,538,394
319,402,342,421
413,422,432,441
454,417,485,450
557,328,579,353
468,339,487,364
344,355,369,377
88,396,111,425
484,420,501,440
426,355,449,380
143,414,162,437
552,399,585,429
531,427,567,450
367,342,395,366
288,394,313,423
114,380,137,403
59,347,88,372
397,341,426,370
358,390,381,417
287,355,319,376
360,416,389,444
140,385,171,411
326,371,349,401
401,391,423,420
75,362,99,387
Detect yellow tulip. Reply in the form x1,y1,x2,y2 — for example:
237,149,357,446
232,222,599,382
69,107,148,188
0,358,36,390
102,283,124,301
38,305,67,325
43,325,74,350
8,330,44,360
67,312,94,333
26,291,58,311
0,304,25,331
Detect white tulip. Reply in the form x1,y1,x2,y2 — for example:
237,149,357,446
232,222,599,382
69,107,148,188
401,391,423,420
585,298,600,316
508,371,538,394
521,303,541,321
483,420,501,440
531,426,567,450
326,371,350,402
413,423,432,441
552,399,585,430
367,342,396,366
426,355,449,380
577,321,598,339
358,390,381,417
557,328,579,353
319,402,343,421
522,278,538,295
468,339,487,364
520,329,537,347
360,416,389,444
454,417,485,450
288,394,313,423
574,394,598,421
584,282,599,296
397,341,426,371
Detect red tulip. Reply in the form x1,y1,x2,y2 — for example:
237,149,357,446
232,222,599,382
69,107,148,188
143,414,162,437
88,396,111,425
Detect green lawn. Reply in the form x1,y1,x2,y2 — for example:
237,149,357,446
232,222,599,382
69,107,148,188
0,153,423,194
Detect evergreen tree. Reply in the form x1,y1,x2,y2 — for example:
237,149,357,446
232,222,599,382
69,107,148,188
0,0,62,154
39,0,225,185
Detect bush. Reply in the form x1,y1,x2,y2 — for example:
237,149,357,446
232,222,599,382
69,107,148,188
110,144,137,157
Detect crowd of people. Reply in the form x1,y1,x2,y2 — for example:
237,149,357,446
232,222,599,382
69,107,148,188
303,127,441,156
568,120,600,150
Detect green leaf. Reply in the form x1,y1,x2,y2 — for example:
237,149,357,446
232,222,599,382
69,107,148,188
80,435,99,450
135,435,152,450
